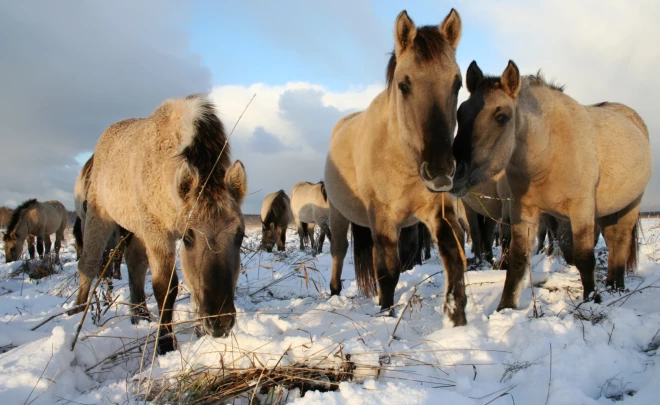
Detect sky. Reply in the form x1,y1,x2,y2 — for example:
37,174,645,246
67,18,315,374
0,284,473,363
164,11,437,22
1,0,658,214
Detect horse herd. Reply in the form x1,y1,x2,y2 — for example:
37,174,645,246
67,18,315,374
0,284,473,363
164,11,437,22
1,9,652,355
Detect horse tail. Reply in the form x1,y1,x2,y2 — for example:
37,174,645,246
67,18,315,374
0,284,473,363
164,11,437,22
351,223,377,297
73,216,84,256
626,219,640,272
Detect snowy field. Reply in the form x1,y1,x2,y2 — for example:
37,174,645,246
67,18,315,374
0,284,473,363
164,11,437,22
1,220,660,404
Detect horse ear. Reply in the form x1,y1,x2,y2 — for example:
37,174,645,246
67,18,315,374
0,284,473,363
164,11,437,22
501,60,521,99
174,161,200,202
394,10,417,57
439,8,462,50
225,160,247,206
466,61,483,94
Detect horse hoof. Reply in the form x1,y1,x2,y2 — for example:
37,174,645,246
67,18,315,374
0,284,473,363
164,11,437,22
156,336,175,355
330,288,341,296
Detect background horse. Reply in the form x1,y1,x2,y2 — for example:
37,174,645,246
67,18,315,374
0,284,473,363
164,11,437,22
73,154,127,280
70,94,247,354
3,199,67,263
290,181,331,254
325,9,468,325
260,190,292,253
452,60,651,309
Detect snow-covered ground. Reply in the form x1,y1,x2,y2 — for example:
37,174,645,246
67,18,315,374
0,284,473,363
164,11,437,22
1,220,660,404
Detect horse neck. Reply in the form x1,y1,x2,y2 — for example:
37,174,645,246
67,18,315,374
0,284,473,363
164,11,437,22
509,86,553,177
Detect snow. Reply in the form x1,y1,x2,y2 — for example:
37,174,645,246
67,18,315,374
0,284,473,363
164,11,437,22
1,220,660,404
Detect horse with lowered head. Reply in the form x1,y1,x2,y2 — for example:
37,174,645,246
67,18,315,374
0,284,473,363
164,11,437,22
260,190,292,253
69,94,247,354
452,60,652,310
290,181,331,254
325,9,468,324
4,199,68,263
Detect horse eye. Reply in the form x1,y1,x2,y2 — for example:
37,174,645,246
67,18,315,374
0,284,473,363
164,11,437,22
182,230,194,248
398,82,410,95
234,230,245,246
495,113,510,126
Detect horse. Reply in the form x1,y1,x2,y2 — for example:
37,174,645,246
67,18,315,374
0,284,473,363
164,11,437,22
69,94,248,354
290,181,331,254
451,60,652,310
398,222,433,271
3,199,68,263
324,9,468,325
260,190,292,253
73,154,127,281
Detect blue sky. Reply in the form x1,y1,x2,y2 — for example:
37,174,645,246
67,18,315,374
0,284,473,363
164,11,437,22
188,1,501,90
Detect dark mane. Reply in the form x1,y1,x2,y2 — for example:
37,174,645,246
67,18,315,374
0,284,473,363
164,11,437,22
527,70,565,92
177,94,231,204
263,190,289,227
474,70,565,94
5,199,38,235
386,25,451,89
319,181,327,202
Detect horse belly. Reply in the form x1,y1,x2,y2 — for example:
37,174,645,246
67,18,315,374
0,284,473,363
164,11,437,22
324,163,369,226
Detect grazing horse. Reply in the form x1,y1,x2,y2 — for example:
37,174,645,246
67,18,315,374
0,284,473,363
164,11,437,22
452,60,651,309
73,154,127,280
69,94,247,354
260,190,292,253
325,9,468,324
290,181,331,254
3,199,68,263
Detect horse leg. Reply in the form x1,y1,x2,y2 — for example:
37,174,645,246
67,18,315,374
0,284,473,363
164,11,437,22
316,228,326,255
568,205,598,302
422,225,432,261
69,207,115,315
277,226,286,252
27,235,36,259
44,235,52,259
145,240,179,354
423,203,467,326
36,235,44,259
398,224,419,272
370,218,400,311
307,223,317,253
481,217,497,264
329,203,349,296
535,218,547,255
557,220,574,265
601,199,641,291
497,203,540,310
466,209,481,267
295,218,306,250
124,236,150,324
54,228,64,262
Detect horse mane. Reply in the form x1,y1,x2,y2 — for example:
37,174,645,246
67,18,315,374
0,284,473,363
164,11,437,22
176,94,231,206
319,181,327,202
5,199,38,235
473,70,565,94
81,154,94,196
386,25,451,90
263,190,288,227
526,70,565,92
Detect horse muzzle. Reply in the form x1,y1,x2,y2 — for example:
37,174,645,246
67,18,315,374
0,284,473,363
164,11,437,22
202,313,236,338
449,161,470,197
420,161,455,192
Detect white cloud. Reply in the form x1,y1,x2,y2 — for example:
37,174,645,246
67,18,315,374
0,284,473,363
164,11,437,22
209,82,384,214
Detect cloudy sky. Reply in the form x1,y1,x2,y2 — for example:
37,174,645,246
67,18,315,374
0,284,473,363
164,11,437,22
1,0,658,214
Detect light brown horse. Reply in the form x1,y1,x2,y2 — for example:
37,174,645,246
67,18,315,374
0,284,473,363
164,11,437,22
325,9,468,324
69,94,247,354
290,181,331,254
3,199,68,262
260,190,292,253
452,60,652,309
